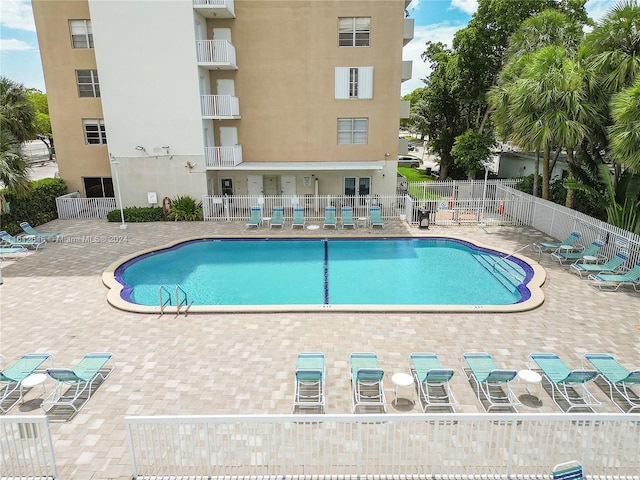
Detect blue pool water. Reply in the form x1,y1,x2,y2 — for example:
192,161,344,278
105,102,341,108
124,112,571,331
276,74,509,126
115,238,534,307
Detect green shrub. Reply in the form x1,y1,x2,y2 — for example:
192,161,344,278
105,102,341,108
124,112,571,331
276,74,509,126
167,195,203,221
0,178,67,235
107,206,164,223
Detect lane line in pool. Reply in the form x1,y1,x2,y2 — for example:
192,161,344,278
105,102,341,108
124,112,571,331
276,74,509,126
324,240,329,304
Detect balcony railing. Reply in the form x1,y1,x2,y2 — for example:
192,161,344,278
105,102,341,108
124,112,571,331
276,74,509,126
196,40,237,69
201,95,240,119
192,0,235,18
205,145,242,167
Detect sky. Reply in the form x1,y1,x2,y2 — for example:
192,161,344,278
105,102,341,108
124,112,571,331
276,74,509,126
0,0,619,96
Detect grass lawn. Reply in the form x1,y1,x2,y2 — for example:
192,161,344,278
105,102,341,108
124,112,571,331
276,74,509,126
398,167,440,200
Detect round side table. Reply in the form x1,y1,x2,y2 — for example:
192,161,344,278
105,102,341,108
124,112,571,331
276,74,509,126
391,372,415,410
20,373,47,410
517,369,543,408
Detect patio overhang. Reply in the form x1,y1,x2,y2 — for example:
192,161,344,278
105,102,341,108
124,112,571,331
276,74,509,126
214,161,386,171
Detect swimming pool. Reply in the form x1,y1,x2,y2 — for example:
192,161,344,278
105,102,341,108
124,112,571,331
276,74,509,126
103,237,545,313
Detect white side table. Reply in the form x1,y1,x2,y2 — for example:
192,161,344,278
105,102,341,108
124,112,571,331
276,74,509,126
517,369,543,408
391,372,415,410
20,373,47,409
582,255,599,264
357,217,368,228
262,217,271,227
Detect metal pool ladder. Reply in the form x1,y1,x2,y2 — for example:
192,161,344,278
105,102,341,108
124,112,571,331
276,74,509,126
159,285,192,316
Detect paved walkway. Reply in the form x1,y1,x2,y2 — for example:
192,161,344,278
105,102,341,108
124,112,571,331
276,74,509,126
1,218,639,479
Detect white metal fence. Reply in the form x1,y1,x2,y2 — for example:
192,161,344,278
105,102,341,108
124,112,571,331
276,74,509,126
55,192,116,219
125,413,640,480
0,415,57,479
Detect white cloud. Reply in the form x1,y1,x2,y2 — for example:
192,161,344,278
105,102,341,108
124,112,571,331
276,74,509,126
0,38,35,54
585,0,616,23
450,0,478,16
402,23,465,95
0,0,35,32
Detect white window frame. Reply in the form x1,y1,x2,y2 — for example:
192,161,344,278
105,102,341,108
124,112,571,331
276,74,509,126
83,119,107,145
335,67,373,99
338,17,370,47
338,118,368,145
70,20,93,48
76,70,100,97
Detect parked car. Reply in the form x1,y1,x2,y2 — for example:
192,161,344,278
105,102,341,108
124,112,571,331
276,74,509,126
397,155,420,168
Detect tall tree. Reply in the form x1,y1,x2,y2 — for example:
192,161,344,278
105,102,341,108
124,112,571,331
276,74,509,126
609,79,640,173
0,130,31,198
0,77,37,143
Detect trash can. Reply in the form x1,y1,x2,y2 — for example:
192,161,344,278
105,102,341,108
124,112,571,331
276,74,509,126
417,207,430,229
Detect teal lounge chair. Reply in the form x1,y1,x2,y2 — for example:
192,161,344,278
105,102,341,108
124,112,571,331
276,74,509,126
529,353,599,412
19,222,62,242
270,207,284,229
323,206,337,229
341,206,355,229
583,353,640,412
0,230,45,251
0,246,28,259
553,461,584,480
291,207,305,229
43,352,114,416
246,207,262,228
570,251,628,278
369,206,384,228
293,352,325,413
462,352,518,412
410,352,457,411
350,352,386,413
0,352,52,413
551,239,605,266
588,260,640,291
532,231,581,257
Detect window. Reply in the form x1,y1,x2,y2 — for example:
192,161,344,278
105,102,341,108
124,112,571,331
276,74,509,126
335,67,373,99
76,70,100,97
70,20,93,48
83,119,107,145
338,118,368,144
83,177,114,198
338,17,370,47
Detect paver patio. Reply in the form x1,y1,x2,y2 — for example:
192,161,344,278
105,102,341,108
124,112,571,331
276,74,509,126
1,218,639,479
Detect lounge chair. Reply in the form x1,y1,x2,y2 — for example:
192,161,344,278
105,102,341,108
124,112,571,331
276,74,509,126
583,353,640,413
0,352,52,413
369,206,384,228
341,206,356,229
293,352,325,413
0,230,45,251
0,246,28,259
350,352,386,413
532,231,581,257
42,352,114,416
570,251,629,278
553,460,584,480
19,221,62,242
246,207,262,228
323,206,337,229
462,352,518,412
291,207,305,229
588,260,640,291
270,206,284,229
551,239,605,266
410,352,457,412
529,353,599,412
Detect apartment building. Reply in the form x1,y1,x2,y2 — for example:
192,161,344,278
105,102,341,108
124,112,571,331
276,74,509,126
32,0,414,207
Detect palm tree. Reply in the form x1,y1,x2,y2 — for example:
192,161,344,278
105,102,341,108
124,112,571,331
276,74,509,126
0,77,37,143
609,79,640,173
0,130,31,198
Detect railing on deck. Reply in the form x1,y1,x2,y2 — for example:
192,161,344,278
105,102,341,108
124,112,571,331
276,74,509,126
0,415,57,479
201,94,240,117
55,192,116,219
196,39,237,66
205,145,243,167
125,413,640,480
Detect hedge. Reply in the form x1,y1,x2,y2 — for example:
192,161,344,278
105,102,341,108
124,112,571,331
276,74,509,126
107,206,165,223
0,178,67,236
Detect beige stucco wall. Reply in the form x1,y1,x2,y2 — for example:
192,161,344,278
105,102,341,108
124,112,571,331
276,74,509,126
32,0,109,195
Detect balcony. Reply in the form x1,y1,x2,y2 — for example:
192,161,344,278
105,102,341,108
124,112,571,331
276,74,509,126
401,60,412,82
192,0,235,18
196,40,237,70
403,18,414,46
205,145,243,168
201,95,240,119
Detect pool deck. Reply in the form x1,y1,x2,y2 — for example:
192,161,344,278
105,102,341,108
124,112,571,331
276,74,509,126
1,218,639,479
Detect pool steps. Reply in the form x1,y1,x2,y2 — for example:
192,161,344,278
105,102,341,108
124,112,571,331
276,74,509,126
472,253,525,292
